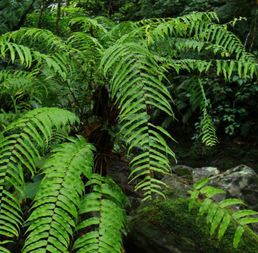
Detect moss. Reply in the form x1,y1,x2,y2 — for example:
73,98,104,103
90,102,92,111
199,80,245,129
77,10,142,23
129,198,258,253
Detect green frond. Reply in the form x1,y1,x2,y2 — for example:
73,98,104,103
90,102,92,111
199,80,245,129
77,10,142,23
0,70,43,103
69,17,108,39
101,42,175,200
0,108,78,248
0,37,33,68
7,28,65,52
67,32,103,59
137,12,218,28
73,174,126,253
103,21,138,45
199,109,218,147
139,12,257,80
0,31,68,79
190,179,258,248
23,137,94,253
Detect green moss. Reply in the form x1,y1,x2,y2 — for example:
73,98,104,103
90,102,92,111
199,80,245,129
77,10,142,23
130,198,258,253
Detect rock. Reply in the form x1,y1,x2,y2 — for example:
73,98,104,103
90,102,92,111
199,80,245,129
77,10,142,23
161,174,191,199
171,165,193,180
126,199,258,253
193,167,220,182
210,165,258,210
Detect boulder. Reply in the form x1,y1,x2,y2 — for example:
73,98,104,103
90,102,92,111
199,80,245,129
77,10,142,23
192,166,220,182
161,173,191,199
126,199,258,253
171,165,193,180
210,165,258,210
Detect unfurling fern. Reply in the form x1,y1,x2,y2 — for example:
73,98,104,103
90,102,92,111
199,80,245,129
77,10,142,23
0,108,78,248
189,179,258,248
23,137,94,253
101,42,175,200
73,174,126,253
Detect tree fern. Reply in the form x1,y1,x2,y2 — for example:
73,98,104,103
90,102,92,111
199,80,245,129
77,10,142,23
23,137,94,253
0,108,78,248
101,42,175,200
189,179,258,248
73,174,126,253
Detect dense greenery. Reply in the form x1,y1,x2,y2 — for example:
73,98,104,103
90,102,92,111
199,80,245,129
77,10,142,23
0,0,257,252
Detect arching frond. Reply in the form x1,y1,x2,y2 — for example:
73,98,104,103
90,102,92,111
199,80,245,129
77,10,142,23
69,17,108,39
0,108,78,248
67,32,103,60
73,174,126,253
101,42,175,200
7,28,65,52
0,70,43,102
23,137,94,253
138,12,257,80
0,37,33,68
0,32,68,79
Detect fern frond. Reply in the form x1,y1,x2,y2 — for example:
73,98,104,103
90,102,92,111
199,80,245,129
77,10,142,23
199,109,218,146
73,174,126,253
9,28,65,52
0,70,43,103
141,12,257,80
69,17,108,39
190,179,258,248
23,137,94,253
0,38,33,67
101,42,175,200
0,31,68,79
0,108,78,248
67,32,103,60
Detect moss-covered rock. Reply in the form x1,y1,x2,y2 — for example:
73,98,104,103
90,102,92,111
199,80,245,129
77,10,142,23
126,198,258,253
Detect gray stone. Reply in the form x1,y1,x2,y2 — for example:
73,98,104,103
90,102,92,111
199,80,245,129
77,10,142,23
193,167,220,183
210,165,258,210
171,165,193,180
161,174,191,199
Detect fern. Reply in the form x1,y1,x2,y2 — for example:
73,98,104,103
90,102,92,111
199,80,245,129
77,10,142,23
177,78,218,146
0,108,78,248
0,70,43,107
73,174,126,253
101,42,175,200
189,179,258,248
23,137,94,253
134,11,257,81
9,28,65,52
69,17,108,39
199,109,218,147
0,31,68,79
